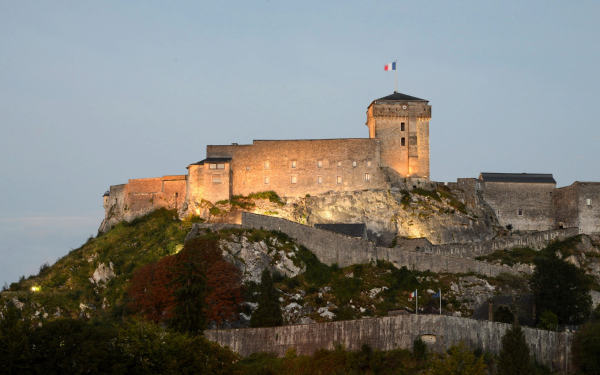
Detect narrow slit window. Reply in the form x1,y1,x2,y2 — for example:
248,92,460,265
264,177,270,184
291,176,297,184
587,198,592,206
337,161,342,167
317,176,323,184
212,176,221,184
317,160,323,168
264,161,270,169
517,209,523,216
366,160,372,167
365,173,371,181
401,122,405,131
291,160,297,168
401,138,406,146
337,176,342,184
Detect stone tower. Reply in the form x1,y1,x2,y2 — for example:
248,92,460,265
366,92,431,179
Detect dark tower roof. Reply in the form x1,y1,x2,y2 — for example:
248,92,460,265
375,92,428,102
479,173,556,184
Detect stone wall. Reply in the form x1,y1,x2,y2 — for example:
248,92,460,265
241,213,520,277
205,139,387,200
430,228,579,258
99,175,187,232
367,99,431,178
554,182,600,234
206,314,573,372
481,181,555,232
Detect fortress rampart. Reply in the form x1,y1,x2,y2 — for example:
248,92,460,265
241,213,522,277
205,314,573,372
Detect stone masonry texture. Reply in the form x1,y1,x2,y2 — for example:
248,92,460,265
205,314,573,372
241,213,521,277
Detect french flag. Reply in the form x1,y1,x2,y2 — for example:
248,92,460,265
384,62,396,71
409,290,417,298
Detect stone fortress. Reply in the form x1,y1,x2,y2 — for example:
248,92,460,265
100,91,599,237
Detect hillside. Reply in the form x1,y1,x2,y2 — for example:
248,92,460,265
0,206,551,328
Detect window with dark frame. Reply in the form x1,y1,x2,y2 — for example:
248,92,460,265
401,138,406,146
401,122,405,131
517,209,523,216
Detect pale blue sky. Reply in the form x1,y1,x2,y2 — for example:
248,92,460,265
1,1,599,284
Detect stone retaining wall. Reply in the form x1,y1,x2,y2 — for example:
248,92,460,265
206,314,573,372
241,213,521,277
431,228,579,258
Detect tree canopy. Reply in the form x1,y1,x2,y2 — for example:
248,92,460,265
498,324,533,375
530,255,592,324
250,269,284,328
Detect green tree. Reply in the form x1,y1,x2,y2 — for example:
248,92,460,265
250,269,284,328
498,324,533,375
0,303,32,375
428,341,486,375
538,311,558,331
29,319,121,375
530,255,592,324
169,239,210,335
573,322,600,374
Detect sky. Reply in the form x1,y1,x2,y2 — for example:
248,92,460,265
1,1,599,285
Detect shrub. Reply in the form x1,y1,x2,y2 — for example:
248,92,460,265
498,324,533,375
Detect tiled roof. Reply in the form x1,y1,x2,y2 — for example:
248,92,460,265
376,92,427,102
190,157,233,165
479,173,556,184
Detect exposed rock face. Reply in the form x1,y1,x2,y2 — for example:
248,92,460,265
90,262,115,286
286,189,497,245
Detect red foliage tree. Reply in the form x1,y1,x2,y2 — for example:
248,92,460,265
127,238,243,327
126,256,178,322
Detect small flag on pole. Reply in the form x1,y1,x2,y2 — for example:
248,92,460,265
384,62,396,71
432,291,441,299
409,290,417,298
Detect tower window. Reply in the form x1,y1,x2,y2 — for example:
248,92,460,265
264,177,270,184
209,163,224,169
517,209,523,216
337,161,342,167
264,161,270,169
317,176,323,184
401,122,405,131
401,138,406,146
337,176,342,184
212,176,222,184
366,160,372,167
587,198,592,206
291,160,297,168
365,173,371,181
317,160,323,168
352,161,357,167
291,176,297,184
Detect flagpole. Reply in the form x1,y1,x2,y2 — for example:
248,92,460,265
439,289,442,315
395,59,398,93
416,290,418,315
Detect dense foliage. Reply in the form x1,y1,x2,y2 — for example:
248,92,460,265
250,269,284,328
574,322,600,374
498,324,533,375
0,314,241,375
530,254,592,324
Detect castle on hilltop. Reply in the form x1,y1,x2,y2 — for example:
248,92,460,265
101,92,599,236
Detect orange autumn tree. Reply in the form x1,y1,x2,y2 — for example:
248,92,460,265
127,238,243,328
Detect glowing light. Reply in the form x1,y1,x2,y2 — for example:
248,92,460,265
31,286,40,292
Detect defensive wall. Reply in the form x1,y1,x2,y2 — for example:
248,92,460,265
241,213,521,277
554,182,600,235
429,227,579,258
204,139,388,198
206,314,573,372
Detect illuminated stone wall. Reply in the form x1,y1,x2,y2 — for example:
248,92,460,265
206,314,573,372
241,213,519,277
554,182,600,234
